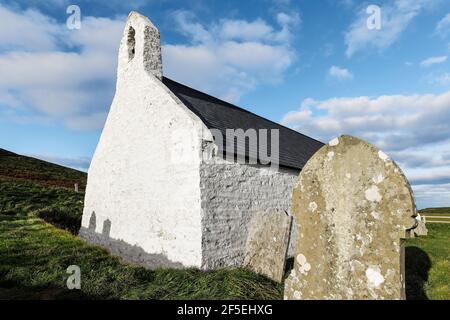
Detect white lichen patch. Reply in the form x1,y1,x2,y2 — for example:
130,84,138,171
308,201,318,212
371,211,380,219
328,137,339,146
296,254,311,275
363,234,373,245
326,151,335,161
346,288,354,297
378,150,389,161
366,266,385,288
365,185,382,202
372,173,384,184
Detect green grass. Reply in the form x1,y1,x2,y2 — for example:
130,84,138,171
0,215,282,300
405,224,450,300
0,177,84,234
0,150,282,300
0,148,448,300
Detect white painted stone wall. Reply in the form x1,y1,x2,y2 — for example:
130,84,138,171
199,157,298,269
81,12,212,268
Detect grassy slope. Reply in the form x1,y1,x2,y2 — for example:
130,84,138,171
0,149,86,190
0,148,448,300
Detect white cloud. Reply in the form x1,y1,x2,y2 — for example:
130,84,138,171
436,13,450,37
413,183,450,208
2,0,147,12
162,10,299,102
328,65,353,80
218,19,275,42
0,5,300,130
0,6,61,51
282,90,450,208
0,5,124,131
420,55,448,67
345,0,437,57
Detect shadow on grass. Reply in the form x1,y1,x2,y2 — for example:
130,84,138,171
405,246,431,300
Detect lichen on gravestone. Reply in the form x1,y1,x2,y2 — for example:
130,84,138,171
284,135,420,300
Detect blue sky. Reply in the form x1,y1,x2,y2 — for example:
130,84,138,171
0,0,449,208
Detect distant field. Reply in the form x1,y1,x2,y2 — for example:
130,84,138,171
420,208,450,214
419,208,450,225
0,148,448,300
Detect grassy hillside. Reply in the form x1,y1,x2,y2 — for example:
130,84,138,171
0,149,86,190
0,148,448,300
0,148,85,233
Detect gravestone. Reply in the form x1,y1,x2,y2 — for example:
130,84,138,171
413,214,428,237
284,135,418,300
243,210,293,282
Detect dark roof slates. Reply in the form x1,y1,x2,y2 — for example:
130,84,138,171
162,77,324,170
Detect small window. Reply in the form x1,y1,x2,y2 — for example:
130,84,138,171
127,26,136,61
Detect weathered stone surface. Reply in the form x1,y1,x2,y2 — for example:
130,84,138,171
284,135,418,300
200,162,298,269
413,214,428,236
243,210,292,282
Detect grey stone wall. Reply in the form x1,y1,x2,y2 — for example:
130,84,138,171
199,159,298,269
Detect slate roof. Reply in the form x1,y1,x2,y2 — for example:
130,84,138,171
162,77,324,170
